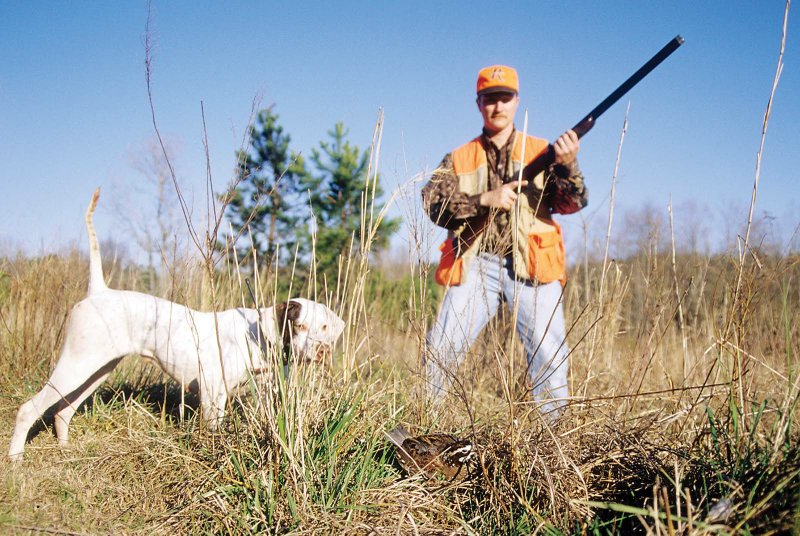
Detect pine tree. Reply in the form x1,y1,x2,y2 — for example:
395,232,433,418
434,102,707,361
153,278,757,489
224,107,307,264
304,122,400,276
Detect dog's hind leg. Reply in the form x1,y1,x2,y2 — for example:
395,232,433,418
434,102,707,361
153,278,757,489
9,351,122,461
10,383,64,461
53,357,123,446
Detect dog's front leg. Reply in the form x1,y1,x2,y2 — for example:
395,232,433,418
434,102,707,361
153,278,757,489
199,383,228,431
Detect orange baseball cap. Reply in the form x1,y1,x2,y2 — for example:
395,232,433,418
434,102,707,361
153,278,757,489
476,65,519,96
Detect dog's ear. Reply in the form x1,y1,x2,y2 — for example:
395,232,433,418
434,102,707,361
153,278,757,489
283,300,303,322
275,300,303,324
275,300,303,342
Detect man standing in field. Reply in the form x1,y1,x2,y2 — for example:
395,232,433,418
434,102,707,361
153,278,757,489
422,65,587,417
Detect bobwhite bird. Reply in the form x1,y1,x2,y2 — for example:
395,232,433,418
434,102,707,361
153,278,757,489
386,426,475,481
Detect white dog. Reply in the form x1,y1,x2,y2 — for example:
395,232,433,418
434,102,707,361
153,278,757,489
9,189,345,461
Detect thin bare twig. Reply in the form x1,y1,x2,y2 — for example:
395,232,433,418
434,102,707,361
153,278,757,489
728,0,790,428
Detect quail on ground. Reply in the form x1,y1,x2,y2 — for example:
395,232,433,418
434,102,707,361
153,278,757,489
386,426,474,481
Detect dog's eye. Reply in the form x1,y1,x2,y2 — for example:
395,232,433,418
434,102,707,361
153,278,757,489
321,324,328,331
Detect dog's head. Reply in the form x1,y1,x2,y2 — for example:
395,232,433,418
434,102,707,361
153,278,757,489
269,298,345,362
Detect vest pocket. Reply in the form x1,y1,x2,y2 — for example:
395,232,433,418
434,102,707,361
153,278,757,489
435,238,463,286
527,229,566,285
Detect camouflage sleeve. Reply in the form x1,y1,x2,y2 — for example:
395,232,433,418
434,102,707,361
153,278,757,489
544,159,588,215
421,153,486,230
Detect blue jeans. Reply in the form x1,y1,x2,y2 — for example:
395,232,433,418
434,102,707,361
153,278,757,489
426,252,570,415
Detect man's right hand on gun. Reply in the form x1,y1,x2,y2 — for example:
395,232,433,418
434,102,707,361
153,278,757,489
479,180,528,211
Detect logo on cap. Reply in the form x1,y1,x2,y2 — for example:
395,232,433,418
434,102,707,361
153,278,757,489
476,65,519,95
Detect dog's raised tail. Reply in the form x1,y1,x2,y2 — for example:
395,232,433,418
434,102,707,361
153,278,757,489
86,187,107,294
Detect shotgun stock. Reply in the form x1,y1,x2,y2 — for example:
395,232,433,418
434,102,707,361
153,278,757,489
457,35,684,250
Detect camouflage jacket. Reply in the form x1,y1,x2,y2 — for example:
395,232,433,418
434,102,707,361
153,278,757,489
421,128,588,256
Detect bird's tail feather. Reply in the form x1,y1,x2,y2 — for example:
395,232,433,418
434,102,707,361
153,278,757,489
386,426,410,448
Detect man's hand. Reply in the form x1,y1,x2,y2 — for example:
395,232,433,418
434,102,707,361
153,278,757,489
479,180,528,211
553,129,580,165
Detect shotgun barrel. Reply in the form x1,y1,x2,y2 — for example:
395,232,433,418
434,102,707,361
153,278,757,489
572,35,684,138
522,35,685,187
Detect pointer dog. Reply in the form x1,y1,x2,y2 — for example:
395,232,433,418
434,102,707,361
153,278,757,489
9,189,344,461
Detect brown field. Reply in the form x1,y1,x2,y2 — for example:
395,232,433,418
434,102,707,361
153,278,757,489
1,235,798,534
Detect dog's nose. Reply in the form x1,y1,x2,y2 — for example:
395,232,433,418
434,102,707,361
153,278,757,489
316,345,331,361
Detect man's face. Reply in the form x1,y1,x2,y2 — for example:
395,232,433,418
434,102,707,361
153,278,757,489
477,91,519,134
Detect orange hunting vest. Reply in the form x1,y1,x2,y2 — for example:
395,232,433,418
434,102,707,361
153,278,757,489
434,132,567,287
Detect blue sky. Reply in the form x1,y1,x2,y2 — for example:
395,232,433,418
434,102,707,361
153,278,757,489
1,1,797,262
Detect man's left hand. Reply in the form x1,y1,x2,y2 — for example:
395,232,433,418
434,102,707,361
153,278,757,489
553,129,580,165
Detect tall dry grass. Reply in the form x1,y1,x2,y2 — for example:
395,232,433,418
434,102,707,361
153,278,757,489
1,194,798,534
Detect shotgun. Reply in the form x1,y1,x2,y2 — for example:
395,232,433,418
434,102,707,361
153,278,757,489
459,35,685,247
527,35,684,175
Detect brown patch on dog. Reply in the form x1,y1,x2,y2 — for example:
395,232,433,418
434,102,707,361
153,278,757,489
274,300,303,359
